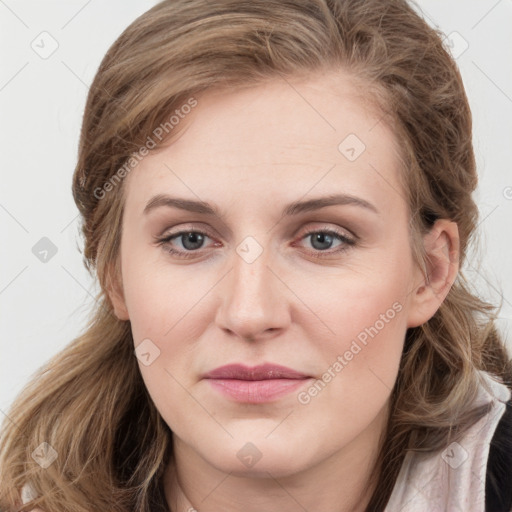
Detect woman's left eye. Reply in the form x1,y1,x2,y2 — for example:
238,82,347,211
297,228,356,257
156,227,356,260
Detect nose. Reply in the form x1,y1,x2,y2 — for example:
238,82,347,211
215,245,290,342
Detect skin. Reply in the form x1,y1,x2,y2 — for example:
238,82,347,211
108,69,459,512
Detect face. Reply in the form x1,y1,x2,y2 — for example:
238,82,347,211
110,70,431,479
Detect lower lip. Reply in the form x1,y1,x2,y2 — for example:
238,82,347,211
206,378,310,403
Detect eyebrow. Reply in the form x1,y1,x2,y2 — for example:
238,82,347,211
143,193,379,217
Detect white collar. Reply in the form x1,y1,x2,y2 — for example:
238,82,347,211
385,370,511,511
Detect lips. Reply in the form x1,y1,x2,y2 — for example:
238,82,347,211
203,363,309,380
203,363,311,403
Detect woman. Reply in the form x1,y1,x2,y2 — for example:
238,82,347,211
1,0,511,511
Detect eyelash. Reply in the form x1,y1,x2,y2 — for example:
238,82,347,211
155,227,356,260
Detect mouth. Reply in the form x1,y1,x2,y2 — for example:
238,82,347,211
202,363,312,403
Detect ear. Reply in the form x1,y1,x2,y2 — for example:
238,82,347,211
407,219,460,328
105,262,130,321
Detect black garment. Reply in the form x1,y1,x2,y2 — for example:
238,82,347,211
486,399,512,512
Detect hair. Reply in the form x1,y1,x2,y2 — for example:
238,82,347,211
1,0,511,511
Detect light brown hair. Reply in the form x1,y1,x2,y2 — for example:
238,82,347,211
1,0,511,510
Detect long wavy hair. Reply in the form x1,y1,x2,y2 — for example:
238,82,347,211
1,0,511,511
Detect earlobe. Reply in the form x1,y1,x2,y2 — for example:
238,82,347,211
407,219,460,328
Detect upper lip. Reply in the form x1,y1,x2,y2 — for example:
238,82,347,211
203,363,310,381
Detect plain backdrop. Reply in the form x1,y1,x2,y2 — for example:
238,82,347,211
1,0,511,415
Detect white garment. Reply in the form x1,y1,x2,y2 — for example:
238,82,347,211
385,370,511,512
21,480,38,503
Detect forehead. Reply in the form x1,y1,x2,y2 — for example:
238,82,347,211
123,70,405,216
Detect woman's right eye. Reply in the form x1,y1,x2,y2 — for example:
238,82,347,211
156,230,216,259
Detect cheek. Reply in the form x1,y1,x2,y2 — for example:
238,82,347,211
294,256,410,340
124,265,210,437
121,245,208,342
294,259,412,396
291,287,407,450
327,281,408,350
120,249,214,389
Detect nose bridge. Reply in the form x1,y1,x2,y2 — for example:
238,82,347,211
216,237,288,339
232,246,270,300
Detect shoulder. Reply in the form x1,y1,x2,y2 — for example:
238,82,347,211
385,375,512,511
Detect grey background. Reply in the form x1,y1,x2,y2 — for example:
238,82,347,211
1,0,511,414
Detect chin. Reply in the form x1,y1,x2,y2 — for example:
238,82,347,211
202,437,316,478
